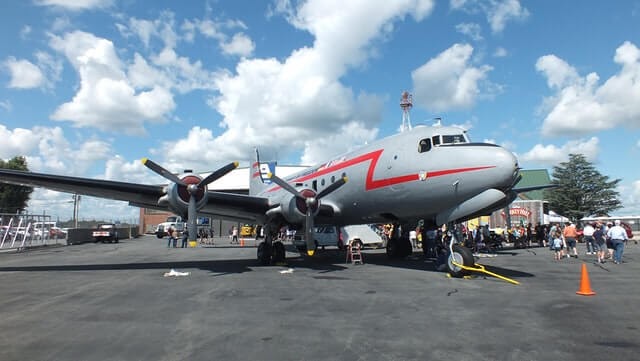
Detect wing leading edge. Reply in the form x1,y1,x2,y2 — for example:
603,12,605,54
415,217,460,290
0,168,271,221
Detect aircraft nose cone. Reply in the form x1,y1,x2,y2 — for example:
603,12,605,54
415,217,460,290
495,147,519,187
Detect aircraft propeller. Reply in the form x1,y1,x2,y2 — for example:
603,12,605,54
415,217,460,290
268,174,347,256
142,158,239,241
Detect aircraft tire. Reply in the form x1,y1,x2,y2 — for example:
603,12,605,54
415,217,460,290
272,241,286,264
257,242,272,266
447,245,474,278
386,238,402,259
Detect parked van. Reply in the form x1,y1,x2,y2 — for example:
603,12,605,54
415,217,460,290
341,224,386,249
293,226,344,252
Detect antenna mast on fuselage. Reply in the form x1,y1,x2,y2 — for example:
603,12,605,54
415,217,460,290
400,91,413,132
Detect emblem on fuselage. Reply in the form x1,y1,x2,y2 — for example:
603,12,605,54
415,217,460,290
419,171,428,181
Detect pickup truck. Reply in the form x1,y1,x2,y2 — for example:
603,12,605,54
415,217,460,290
93,223,119,243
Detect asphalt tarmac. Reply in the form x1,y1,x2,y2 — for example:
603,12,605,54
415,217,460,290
0,235,639,361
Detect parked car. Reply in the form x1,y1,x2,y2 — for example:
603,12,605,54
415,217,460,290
92,223,119,243
49,227,67,239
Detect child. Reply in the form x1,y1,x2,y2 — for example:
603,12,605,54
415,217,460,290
552,230,563,261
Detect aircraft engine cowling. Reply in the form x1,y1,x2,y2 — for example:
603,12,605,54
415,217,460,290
163,174,209,216
282,188,320,224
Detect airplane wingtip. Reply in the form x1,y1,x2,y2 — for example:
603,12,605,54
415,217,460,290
141,157,148,165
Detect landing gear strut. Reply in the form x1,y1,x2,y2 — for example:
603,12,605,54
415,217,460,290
257,223,286,266
386,223,413,259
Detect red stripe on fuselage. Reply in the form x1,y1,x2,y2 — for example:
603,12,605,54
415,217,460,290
267,149,495,192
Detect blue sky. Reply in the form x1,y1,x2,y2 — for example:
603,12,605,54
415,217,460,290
1,0,639,221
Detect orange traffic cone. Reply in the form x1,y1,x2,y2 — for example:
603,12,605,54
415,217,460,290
240,238,245,247
576,263,596,296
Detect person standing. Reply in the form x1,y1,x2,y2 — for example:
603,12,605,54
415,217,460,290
167,226,174,248
563,222,579,258
583,223,595,255
231,226,239,244
181,229,189,248
607,220,628,264
593,223,607,264
171,228,178,248
552,230,564,261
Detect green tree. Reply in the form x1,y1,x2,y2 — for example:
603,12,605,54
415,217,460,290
544,153,621,222
0,156,33,214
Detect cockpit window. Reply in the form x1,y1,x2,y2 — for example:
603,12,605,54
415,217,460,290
418,138,431,153
432,136,441,146
442,134,467,144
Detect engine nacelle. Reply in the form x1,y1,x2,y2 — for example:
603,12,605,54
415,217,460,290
161,174,209,217
436,188,508,225
281,188,320,224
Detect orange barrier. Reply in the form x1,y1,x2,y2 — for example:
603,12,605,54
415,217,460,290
240,238,245,247
576,263,596,296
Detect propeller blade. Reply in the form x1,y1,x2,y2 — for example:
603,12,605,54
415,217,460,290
187,193,197,242
316,176,348,199
268,174,302,197
141,158,185,186
199,161,239,187
305,205,315,256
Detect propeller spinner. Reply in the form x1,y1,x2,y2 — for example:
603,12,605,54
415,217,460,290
142,158,239,241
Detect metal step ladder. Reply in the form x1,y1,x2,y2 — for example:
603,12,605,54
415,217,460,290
346,242,363,265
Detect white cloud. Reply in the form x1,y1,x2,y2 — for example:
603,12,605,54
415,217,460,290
455,23,483,41
450,0,529,33
221,33,255,57
520,137,600,166
487,0,529,33
0,100,11,112
190,0,433,167
35,0,113,11
20,25,32,39
49,31,175,134
493,47,507,57
4,57,45,89
411,43,493,111
537,41,640,136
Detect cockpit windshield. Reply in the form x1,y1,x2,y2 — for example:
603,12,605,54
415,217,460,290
441,134,467,144
418,133,469,153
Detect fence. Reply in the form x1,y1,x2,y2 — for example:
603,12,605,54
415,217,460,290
0,213,67,251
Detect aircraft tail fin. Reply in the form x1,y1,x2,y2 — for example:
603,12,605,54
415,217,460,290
249,148,269,195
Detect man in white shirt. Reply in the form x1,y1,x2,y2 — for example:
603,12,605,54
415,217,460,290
582,223,595,255
607,220,628,264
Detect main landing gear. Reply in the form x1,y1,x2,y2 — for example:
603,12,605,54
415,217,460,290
385,223,413,259
257,224,286,266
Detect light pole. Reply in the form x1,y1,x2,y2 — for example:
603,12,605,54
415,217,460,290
72,194,81,228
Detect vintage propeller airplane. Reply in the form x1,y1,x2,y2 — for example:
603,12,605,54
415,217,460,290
0,124,543,276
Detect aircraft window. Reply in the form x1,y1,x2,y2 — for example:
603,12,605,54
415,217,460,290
342,172,346,179
312,180,317,191
321,179,325,186
432,136,441,146
442,134,467,144
418,138,431,153
331,175,335,183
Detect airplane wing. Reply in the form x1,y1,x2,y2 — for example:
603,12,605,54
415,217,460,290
0,168,271,222
512,184,558,194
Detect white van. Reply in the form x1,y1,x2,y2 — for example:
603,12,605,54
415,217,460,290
293,226,344,252
341,224,386,249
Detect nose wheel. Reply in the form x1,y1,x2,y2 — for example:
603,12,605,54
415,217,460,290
447,244,474,277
